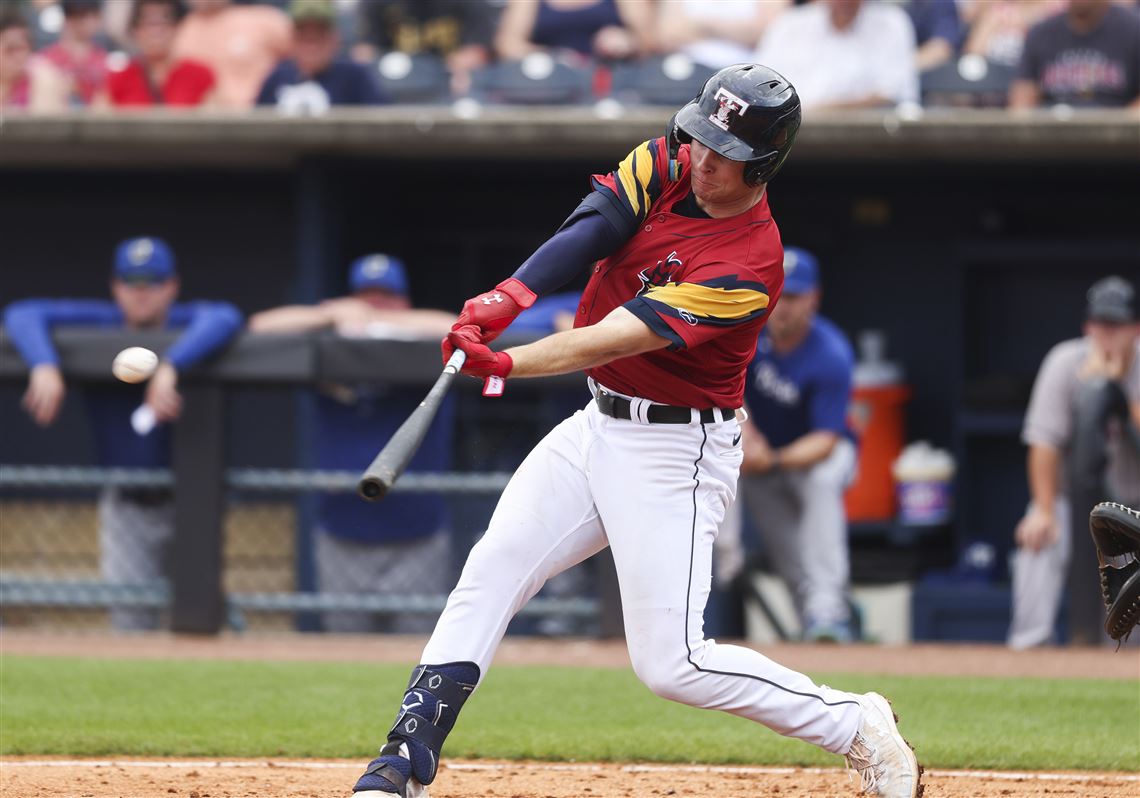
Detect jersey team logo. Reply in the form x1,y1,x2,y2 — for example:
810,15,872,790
636,251,683,297
709,87,750,132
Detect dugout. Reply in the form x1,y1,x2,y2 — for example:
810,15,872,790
1,109,1138,638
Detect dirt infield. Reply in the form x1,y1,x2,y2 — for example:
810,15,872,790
4,634,1138,797
3,758,1138,798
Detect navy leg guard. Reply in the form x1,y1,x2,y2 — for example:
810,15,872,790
353,662,479,795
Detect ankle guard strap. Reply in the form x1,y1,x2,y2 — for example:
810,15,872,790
387,662,479,785
361,741,411,797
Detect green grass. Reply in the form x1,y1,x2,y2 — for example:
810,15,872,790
1,656,1137,771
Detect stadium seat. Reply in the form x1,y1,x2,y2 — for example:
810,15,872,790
921,56,1017,108
470,55,595,105
376,52,452,105
610,55,716,106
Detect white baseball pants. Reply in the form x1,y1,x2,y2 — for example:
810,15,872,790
421,391,861,754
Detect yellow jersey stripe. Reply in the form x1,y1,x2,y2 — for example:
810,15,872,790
642,282,770,320
615,142,656,220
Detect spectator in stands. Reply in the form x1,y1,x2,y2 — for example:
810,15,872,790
1009,0,1140,108
37,0,107,105
248,254,458,633
101,0,134,49
1008,276,1140,649
960,0,1063,69
905,0,963,71
257,0,384,111
754,0,919,110
2,237,242,631
98,0,216,108
352,1,498,96
495,0,654,64
173,0,291,108
26,0,66,50
0,10,69,112
654,1,788,70
730,248,858,642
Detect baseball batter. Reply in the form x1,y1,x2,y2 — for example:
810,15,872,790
352,65,922,798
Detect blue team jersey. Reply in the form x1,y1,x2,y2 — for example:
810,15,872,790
3,298,242,467
743,315,855,449
315,387,455,543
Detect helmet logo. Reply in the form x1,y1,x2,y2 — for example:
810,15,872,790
710,88,750,132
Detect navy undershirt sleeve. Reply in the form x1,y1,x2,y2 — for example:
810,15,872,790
510,197,628,297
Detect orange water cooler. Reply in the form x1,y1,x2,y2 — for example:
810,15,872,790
845,332,909,522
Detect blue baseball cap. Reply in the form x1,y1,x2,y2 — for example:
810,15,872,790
781,246,819,294
113,237,177,283
349,254,409,296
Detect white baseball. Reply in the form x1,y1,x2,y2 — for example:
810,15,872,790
112,347,159,384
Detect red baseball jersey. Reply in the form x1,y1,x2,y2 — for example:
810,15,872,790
578,137,785,409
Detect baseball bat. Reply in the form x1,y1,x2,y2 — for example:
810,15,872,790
357,349,467,502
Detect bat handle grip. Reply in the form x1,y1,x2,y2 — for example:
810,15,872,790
444,349,467,374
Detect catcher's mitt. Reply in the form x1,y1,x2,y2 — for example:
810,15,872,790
1088,502,1140,644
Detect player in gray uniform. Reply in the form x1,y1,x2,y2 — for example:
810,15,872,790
1009,276,1140,648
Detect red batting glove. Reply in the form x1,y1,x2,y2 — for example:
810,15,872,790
454,278,537,344
446,325,513,379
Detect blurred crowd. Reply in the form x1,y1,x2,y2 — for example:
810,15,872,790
2,0,1138,114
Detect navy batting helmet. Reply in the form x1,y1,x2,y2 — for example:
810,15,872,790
667,63,801,186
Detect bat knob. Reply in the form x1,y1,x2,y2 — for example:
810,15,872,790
358,478,386,502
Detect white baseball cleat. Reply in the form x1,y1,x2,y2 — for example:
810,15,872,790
844,692,923,797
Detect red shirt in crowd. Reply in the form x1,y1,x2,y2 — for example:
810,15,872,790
106,59,215,106
581,137,785,410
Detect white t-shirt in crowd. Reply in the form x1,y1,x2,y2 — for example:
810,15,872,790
754,1,919,109
680,0,764,69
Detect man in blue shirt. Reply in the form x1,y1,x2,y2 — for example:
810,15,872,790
256,0,385,113
3,236,243,630
728,246,858,642
249,254,457,633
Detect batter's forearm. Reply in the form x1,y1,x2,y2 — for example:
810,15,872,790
506,328,635,377
505,307,668,378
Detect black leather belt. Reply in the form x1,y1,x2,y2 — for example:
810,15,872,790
595,389,734,425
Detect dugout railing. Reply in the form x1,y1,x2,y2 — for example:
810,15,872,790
0,466,599,632
0,330,611,635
